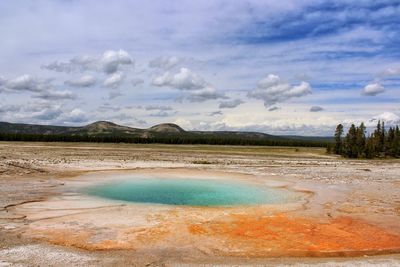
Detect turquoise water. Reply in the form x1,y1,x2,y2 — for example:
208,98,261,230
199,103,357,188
86,178,292,206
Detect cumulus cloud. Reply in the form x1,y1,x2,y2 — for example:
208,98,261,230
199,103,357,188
43,50,133,74
149,56,182,70
310,106,324,112
3,75,51,92
103,72,124,89
65,75,96,87
219,99,244,109
371,112,400,125
247,74,312,107
33,90,77,100
362,82,384,96
99,50,133,74
145,105,173,111
152,68,226,102
152,67,207,90
131,78,144,87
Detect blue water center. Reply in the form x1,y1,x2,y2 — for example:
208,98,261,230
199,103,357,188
86,178,296,206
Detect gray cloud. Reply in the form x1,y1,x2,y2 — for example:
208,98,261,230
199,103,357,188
268,106,280,112
41,61,74,73
383,67,400,77
219,99,244,109
108,90,123,99
65,75,96,87
0,104,21,113
131,78,144,87
149,56,182,70
3,75,51,92
33,90,77,100
209,111,223,116
149,111,176,117
247,74,312,107
145,105,173,111
43,50,133,74
362,82,384,96
186,86,227,102
32,105,63,121
97,103,122,112
310,106,324,112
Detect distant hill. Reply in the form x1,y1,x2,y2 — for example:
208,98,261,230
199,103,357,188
0,121,333,146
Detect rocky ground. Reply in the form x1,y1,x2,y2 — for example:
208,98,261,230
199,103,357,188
0,142,400,266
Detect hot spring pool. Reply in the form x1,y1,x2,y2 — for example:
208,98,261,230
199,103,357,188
86,178,297,206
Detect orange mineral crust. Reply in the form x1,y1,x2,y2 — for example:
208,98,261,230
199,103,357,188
188,214,400,257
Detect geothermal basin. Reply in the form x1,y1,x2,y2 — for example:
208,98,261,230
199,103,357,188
4,168,400,263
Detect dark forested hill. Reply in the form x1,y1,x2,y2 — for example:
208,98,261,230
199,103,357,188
0,121,333,147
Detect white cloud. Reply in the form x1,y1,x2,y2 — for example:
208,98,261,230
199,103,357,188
103,72,124,89
65,75,96,87
219,99,244,109
152,67,207,90
247,74,312,107
61,108,88,123
310,106,324,112
43,50,133,74
33,90,77,100
152,68,226,102
99,50,133,74
371,112,400,125
362,82,384,96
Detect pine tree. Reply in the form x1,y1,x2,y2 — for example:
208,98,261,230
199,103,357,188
386,127,395,157
356,122,366,157
334,124,344,155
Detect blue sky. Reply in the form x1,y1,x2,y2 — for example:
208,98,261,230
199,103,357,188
0,0,399,135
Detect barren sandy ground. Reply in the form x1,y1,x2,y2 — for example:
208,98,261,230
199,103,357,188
0,141,400,266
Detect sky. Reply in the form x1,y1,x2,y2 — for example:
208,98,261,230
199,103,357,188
0,0,399,136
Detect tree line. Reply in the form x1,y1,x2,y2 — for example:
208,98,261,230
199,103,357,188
330,121,400,158
0,132,329,148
